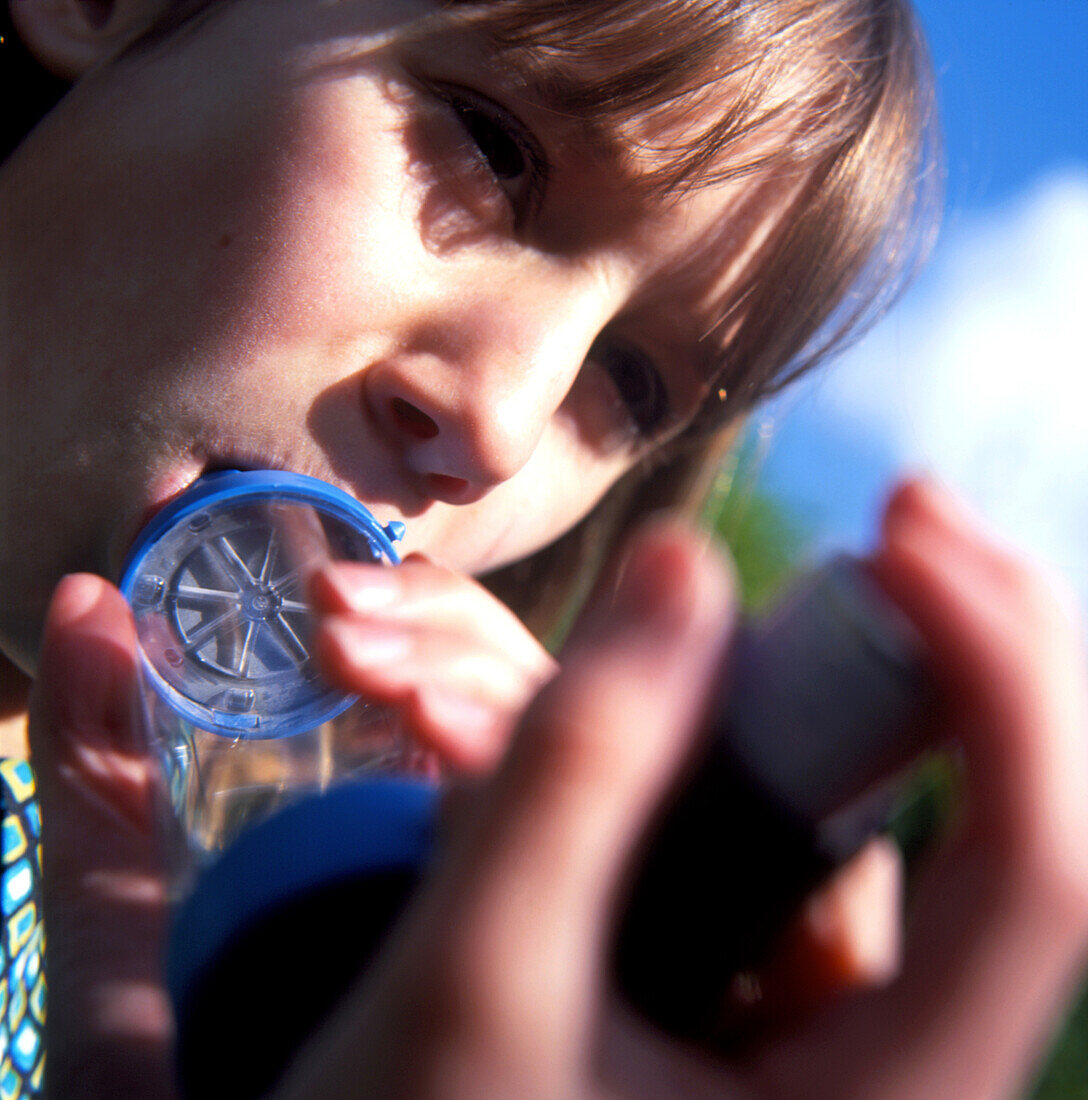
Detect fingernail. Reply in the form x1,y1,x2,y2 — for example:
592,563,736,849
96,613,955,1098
47,573,111,631
322,618,411,665
887,476,986,538
318,564,400,614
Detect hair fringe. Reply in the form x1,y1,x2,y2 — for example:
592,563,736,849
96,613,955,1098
480,0,942,631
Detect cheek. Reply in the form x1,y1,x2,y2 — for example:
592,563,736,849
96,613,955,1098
230,79,420,346
157,76,427,424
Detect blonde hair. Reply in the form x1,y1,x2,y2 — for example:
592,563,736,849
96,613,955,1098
473,0,940,633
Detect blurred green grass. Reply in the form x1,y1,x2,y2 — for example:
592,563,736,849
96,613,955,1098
1030,981,1088,1098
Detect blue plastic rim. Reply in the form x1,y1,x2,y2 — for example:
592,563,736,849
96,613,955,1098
123,469,406,571
120,470,406,739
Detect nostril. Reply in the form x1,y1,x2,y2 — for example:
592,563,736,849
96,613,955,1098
390,396,440,440
426,473,470,498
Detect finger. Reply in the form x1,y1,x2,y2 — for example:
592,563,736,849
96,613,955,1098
29,575,176,1099
311,556,555,677
743,478,1088,1100
407,683,517,771
788,836,903,993
443,521,734,1003
280,521,736,1096
314,618,549,769
874,479,1088,869
316,617,545,712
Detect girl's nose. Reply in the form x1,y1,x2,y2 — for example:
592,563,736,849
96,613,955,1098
364,280,608,501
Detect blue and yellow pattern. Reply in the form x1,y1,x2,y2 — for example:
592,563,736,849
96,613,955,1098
0,760,43,1098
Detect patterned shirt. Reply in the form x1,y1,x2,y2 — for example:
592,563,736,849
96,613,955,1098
0,760,44,1098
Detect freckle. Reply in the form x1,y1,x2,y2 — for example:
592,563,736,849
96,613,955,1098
217,232,234,248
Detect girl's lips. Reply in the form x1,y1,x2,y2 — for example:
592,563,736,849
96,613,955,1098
109,454,449,584
111,460,417,578
108,462,209,581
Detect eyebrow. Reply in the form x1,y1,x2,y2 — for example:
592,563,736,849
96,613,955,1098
481,40,698,197
501,66,759,393
509,69,639,171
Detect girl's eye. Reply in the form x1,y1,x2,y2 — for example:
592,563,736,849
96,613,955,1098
432,83,546,220
458,103,525,180
590,338,671,440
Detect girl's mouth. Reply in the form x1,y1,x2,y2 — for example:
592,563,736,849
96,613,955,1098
110,450,431,585
110,457,272,581
108,461,207,582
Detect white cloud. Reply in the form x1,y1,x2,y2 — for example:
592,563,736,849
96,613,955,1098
762,167,1088,601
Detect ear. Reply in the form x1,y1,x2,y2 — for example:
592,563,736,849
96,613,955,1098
7,0,173,80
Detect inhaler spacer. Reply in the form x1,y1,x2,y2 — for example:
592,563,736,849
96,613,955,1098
120,468,416,867
121,470,441,1098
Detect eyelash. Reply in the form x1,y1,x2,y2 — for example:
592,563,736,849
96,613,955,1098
590,338,671,440
431,82,547,224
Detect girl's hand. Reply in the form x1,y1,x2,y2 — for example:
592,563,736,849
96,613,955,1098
742,478,1088,1099
30,479,1088,1100
276,480,1088,1100
26,556,898,1100
310,555,558,771
28,575,176,1100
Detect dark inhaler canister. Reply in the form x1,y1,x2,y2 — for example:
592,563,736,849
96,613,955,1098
123,478,930,1097
613,555,932,1043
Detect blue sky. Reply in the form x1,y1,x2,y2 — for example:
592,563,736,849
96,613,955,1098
914,0,1088,214
759,0,1088,602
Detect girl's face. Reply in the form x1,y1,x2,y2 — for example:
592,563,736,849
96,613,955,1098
1,0,749,665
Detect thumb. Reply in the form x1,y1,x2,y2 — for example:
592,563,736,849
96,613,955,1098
282,523,735,1098
441,520,736,1005
29,574,175,1099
